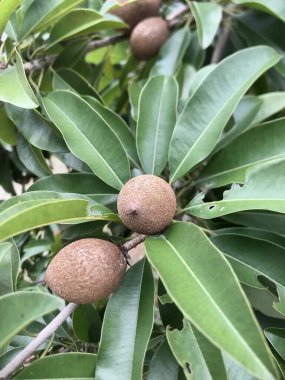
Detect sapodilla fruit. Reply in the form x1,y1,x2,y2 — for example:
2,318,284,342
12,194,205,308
111,0,161,29
45,238,126,304
130,17,170,60
117,175,176,234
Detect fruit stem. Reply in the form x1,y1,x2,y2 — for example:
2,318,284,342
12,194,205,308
0,303,78,380
121,234,147,252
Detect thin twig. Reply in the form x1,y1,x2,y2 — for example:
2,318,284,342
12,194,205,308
0,303,78,380
121,234,146,252
211,26,230,64
166,4,189,28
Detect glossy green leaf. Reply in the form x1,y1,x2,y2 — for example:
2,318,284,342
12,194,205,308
84,96,140,168
167,319,227,380
232,0,285,23
42,91,130,190
0,191,117,243
20,0,83,39
16,135,52,178
137,76,178,175
14,353,97,379
0,0,22,35
0,292,62,348
53,68,101,100
187,160,285,219
212,233,285,294
73,304,102,343
0,51,38,109
128,80,146,122
147,339,180,380
145,222,277,380
5,104,67,153
190,2,223,49
182,64,216,101
96,259,154,380
48,9,124,48
169,46,281,182
253,92,285,124
0,242,19,296
222,351,257,380
151,28,191,77
265,328,285,360
0,106,17,146
28,173,118,205
197,118,285,188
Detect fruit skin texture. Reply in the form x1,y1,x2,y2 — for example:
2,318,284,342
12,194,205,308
111,0,160,29
45,238,126,304
130,17,170,60
117,175,176,234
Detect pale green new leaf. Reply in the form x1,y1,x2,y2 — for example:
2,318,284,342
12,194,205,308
190,2,223,49
0,106,17,146
42,91,130,190
167,319,227,380
145,222,278,380
232,0,285,23
169,46,281,182
187,160,285,219
0,242,19,296
0,191,117,242
137,76,178,175
253,92,285,125
0,51,38,109
95,259,154,380
197,118,285,189
0,292,62,348
0,0,22,35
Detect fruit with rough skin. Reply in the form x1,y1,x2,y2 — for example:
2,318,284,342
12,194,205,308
130,17,170,60
111,0,160,29
117,175,176,234
45,238,126,304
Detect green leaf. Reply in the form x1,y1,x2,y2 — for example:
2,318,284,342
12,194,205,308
197,118,285,189
0,292,62,348
53,68,101,100
84,96,140,168
0,106,17,146
48,9,124,48
28,173,118,205
20,0,84,39
16,135,52,178
167,319,227,380
42,91,130,190
0,242,19,296
187,160,285,219
265,328,285,360
190,2,223,49
128,80,146,122
14,353,97,379
151,28,191,77
169,46,281,182
232,0,285,23
222,351,257,380
0,0,22,35
95,259,154,380
137,76,178,175
147,339,180,380
73,304,102,343
145,222,278,380
0,51,38,109
0,191,117,243
5,104,67,153
253,92,285,124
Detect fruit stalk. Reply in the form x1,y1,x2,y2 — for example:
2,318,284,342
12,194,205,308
0,302,78,380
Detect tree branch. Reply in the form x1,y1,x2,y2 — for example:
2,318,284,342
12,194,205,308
211,26,230,64
0,233,147,379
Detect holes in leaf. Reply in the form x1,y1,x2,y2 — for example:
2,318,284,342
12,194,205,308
208,204,216,210
185,362,191,374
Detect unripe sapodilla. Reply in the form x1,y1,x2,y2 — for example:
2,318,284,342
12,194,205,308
45,239,126,304
117,175,176,234
111,0,161,29
130,17,170,60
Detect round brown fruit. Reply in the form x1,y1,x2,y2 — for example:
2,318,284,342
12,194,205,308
117,175,176,235
130,17,170,60
45,238,126,304
111,0,160,29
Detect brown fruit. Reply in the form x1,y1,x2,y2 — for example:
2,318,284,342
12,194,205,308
45,238,126,304
130,17,170,60
111,0,160,29
117,175,176,234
